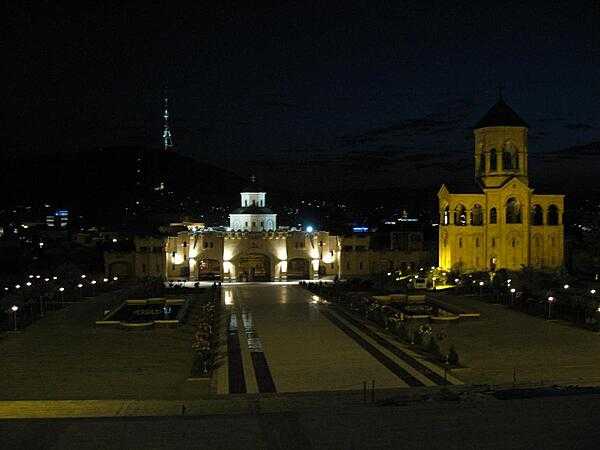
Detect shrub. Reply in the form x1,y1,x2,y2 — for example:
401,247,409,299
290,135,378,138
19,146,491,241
447,346,459,366
414,332,423,346
427,337,441,357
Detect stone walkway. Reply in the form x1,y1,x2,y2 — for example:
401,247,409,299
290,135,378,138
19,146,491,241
215,285,461,394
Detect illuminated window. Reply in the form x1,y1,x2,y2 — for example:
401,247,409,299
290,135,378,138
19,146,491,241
454,205,467,226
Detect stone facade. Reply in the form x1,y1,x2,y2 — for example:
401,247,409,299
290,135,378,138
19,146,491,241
438,99,564,272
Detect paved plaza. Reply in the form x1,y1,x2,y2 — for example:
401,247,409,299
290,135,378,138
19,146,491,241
215,285,460,394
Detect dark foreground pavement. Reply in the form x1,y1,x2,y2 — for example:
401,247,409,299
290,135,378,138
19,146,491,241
3,390,600,449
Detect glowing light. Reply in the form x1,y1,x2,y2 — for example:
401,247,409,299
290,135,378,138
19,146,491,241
563,284,570,289
15,284,21,289
591,290,597,295
479,281,484,286
173,253,184,265
306,226,314,233
52,276,57,280
44,278,49,282
454,278,460,283
11,305,18,312
510,288,516,293
548,296,555,303
35,275,40,279
81,274,86,279
224,291,234,306
59,287,65,292
387,272,392,276
28,275,34,279
113,276,119,281
112,238,118,243
77,283,83,288
26,282,32,287
91,280,97,285
103,278,109,282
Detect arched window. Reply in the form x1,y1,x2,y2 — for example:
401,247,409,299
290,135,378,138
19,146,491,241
489,207,497,224
506,198,522,224
547,205,559,225
479,153,486,174
454,204,467,226
441,205,450,225
531,205,544,225
502,143,519,171
470,204,483,226
490,149,497,171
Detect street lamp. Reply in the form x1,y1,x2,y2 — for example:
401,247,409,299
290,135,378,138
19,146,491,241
58,287,65,306
563,284,570,290
90,280,97,296
52,276,57,280
510,288,516,304
81,275,86,279
26,282,32,287
10,305,18,331
547,296,555,320
113,276,118,281
103,278,109,283
591,289,597,295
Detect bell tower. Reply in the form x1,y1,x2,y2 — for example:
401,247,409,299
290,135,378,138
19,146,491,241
474,96,529,188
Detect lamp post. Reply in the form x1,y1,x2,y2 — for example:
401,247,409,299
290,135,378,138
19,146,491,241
10,305,18,331
510,288,516,304
479,281,484,297
58,287,65,306
547,296,555,320
90,280,97,297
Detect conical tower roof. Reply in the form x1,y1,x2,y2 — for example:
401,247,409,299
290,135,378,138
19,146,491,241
474,98,529,129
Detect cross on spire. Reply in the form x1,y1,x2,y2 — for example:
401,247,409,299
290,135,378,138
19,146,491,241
497,84,505,101
250,174,256,183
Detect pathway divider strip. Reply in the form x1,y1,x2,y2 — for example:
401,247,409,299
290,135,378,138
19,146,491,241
227,312,247,394
240,306,277,393
333,307,453,386
319,308,424,387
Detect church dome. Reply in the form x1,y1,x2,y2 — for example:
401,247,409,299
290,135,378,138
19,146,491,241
474,98,529,129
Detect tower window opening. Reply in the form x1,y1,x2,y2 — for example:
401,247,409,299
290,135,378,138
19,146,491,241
490,149,497,171
490,207,497,224
532,205,544,225
547,205,559,225
442,205,449,225
470,204,483,226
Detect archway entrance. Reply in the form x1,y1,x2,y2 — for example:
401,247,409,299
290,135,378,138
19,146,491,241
287,258,309,279
197,259,221,280
237,254,271,281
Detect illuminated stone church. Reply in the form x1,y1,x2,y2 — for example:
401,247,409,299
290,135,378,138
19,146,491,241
438,98,564,272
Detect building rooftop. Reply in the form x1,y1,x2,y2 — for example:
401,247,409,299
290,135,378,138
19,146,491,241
230,205,274,214
474,98,529,129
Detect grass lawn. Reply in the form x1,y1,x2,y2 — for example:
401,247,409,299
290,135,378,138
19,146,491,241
1,290,211,400
436,294,600,385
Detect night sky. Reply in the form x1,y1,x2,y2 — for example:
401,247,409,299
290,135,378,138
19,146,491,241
7,1,600,163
